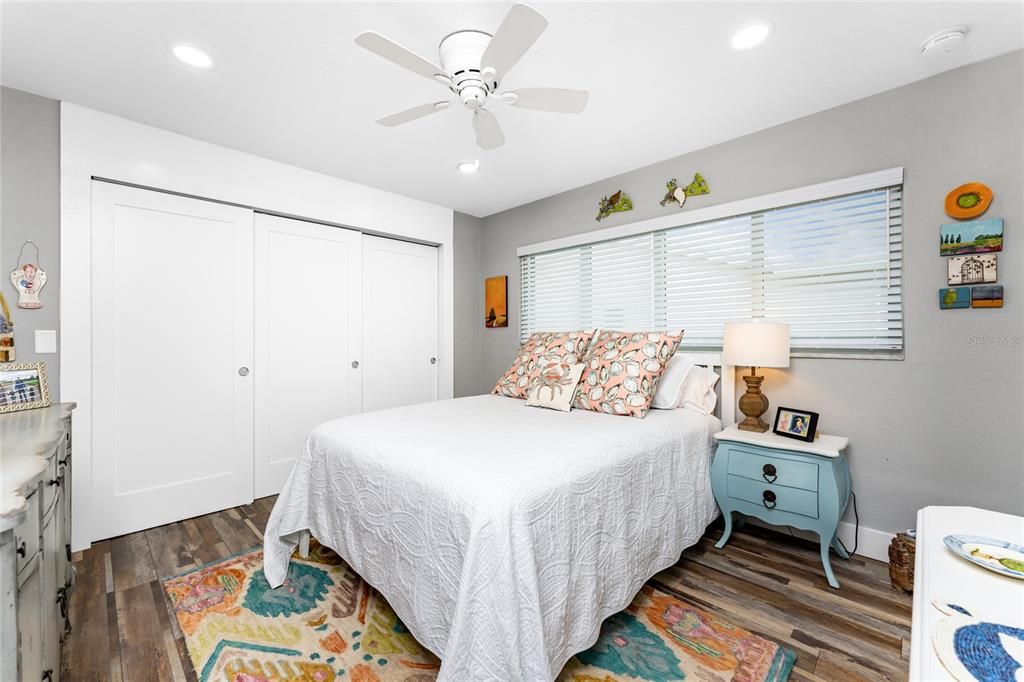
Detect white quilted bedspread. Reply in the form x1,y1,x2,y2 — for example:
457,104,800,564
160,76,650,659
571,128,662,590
263,394,720,681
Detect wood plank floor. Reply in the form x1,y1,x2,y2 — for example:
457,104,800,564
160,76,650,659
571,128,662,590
62,498,911,681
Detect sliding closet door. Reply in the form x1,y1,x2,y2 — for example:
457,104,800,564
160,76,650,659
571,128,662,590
91,182,254,540
254,215,362,497
362,235,439,411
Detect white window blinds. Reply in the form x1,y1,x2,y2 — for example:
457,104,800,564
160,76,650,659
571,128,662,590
520,184,903,357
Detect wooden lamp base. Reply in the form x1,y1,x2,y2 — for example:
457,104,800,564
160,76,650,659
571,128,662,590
737,369,770,432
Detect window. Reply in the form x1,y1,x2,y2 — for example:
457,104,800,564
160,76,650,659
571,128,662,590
520,172,903,358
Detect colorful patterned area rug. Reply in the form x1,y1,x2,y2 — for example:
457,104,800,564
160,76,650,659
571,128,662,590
162,543,795,682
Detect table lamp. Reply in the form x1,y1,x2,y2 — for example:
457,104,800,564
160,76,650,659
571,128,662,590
722,321,791,432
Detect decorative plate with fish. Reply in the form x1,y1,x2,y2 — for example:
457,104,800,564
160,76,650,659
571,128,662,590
944,535,1024,579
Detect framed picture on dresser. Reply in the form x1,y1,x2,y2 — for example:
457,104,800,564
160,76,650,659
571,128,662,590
773,406,819,442
0,361,51,413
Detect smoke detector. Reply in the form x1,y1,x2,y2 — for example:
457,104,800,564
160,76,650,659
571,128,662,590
921,27,967,57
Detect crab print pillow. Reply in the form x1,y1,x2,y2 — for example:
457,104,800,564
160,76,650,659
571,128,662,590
573,330,684,418
525,361,586,412
492,330,595,399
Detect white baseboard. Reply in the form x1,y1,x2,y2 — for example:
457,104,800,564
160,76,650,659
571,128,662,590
743,517,895,563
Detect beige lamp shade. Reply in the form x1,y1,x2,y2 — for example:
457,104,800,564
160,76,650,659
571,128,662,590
722,321,791,368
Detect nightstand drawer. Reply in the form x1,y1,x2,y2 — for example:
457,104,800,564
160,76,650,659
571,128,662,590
727,447,818,492
727,475,819,519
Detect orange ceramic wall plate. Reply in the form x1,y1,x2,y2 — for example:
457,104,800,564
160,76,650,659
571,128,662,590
945,182,993,219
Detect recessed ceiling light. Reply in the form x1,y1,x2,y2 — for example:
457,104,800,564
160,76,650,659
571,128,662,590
921,27,968,57
172,44,213,69
457,159,479,174
731,21,773,50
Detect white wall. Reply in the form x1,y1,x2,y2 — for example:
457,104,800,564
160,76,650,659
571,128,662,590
61,103,455,550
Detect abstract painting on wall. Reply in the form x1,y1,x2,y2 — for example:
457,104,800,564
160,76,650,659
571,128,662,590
939,287,971,309
971,285,1003,308
939,218,1003,256
947,253,997,285
485,275,508,328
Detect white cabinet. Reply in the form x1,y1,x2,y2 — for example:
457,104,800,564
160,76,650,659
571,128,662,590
253,214,363,497
86,183,444,539
1,404,75,682
362,235,440,412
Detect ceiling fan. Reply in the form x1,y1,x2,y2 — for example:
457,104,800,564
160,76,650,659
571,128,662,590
355,3,589,150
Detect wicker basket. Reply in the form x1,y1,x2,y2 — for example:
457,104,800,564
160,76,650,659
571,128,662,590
888,532,916,592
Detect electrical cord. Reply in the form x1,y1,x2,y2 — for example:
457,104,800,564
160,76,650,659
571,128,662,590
836,490,859,557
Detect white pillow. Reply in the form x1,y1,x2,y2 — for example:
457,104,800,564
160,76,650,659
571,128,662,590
651,353,720,414
677,364,720,415
651,353,692,409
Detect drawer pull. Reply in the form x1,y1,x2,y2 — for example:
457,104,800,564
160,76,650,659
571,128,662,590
762,463,777,483
16,541,26,558
48,478,61,487
762,490,777,509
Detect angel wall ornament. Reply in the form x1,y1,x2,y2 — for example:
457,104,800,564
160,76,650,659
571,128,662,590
660,173,710,208
10,241,47,309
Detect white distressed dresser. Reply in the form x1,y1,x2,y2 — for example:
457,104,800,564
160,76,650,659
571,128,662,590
1,403,75,681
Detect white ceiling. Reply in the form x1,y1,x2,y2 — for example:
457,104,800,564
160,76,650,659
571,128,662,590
3,2,1022,217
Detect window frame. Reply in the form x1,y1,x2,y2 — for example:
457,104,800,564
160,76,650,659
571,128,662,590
518,168,905,360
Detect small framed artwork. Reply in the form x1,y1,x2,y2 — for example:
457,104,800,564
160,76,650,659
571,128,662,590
947,254,997,285
484,275,508,328
971,285,1003,308
773,407,819,442
939,286,971,309
939,218,1003,256
0,362,51,413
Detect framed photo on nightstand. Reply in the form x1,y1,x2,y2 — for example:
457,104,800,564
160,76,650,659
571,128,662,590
773,406,818,442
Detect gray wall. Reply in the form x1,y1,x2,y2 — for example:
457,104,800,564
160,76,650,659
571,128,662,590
1,86,61,399
476,51,1024,534
453,211,483,397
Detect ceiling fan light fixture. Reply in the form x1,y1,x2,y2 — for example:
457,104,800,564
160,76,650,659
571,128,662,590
730,21,773,50
457,159,480,174
171,43,214,69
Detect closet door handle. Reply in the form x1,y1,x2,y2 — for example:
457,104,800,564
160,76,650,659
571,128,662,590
430,357,437,365
238,366,250,377
351,361,360,369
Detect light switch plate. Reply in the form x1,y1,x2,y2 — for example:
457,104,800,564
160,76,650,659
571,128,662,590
35,329,57,354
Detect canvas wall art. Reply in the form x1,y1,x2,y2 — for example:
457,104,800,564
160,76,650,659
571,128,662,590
484,275,508,328
939,218,1003,256
939,287,971,309
971,285,1003,309
947,254,997,285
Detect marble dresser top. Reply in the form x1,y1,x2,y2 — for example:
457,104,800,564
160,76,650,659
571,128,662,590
0,403,76,529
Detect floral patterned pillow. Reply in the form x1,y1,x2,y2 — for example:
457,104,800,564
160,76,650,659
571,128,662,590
573,330,684,418
492,330,596,399
525,361,586,412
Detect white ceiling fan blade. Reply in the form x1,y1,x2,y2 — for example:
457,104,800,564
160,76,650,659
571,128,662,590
473,109,505,150
481,4,548,78
506,88,589,113
376,101,451,127
355,31,447,81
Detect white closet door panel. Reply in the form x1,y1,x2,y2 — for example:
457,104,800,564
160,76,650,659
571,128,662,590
254,215,362,497
91,182,254,539
362,235,439,411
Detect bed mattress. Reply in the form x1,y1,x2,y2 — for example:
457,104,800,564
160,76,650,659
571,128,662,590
263,394,720,681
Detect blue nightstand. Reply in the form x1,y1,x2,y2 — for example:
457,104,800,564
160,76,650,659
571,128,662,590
711,425,852,588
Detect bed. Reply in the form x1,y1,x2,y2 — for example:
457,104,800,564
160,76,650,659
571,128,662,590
263,356,733,682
